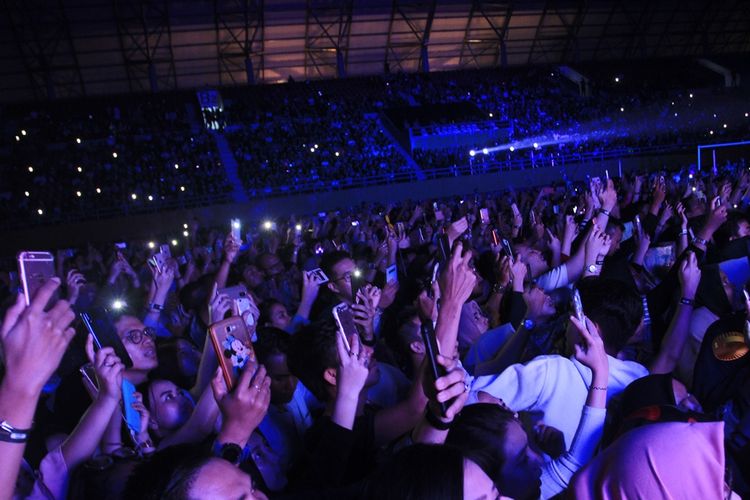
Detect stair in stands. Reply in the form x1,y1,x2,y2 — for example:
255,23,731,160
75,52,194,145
213,132,249,203
376,113,425,181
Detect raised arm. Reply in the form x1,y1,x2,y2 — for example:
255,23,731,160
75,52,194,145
649,252,701,374
0,280,75,500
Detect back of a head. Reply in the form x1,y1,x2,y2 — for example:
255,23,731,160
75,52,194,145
363,444,463,500
254,326,292,365
286,320,338,401
123,444,210,500
446,403,515,481
577,276,643,354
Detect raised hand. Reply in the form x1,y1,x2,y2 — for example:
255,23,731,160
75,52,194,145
423,354,469,421
223,232,241,264
66,268,86,304
569,315,608,377
678,251,701,300
438,241,477,307
211,360,271,447
447,216,469,246
208,285,232,324
85,335,124,403
0,279,76,396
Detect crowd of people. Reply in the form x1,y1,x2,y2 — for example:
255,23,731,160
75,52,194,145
2,157,750,498
2,95,232,228
8,61,749,229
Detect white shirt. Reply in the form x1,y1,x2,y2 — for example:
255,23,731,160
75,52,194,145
536,264,569,292
468,354,648,449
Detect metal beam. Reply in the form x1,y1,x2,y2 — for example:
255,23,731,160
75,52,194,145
113,0,177,93
214,0,264,85
303,0,354,79
384,1,435,74
458,1,512,69
4,0,86,100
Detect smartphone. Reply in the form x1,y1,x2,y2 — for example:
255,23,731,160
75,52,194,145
572,288,586,324
308,268,330,285
218,285,255,326
491,229,500,247
553,205,560,215
230,218,241,241
716,198,722,207
605,169,610,181
501,238,513,258
159,244,171,258
80,363,99,400
418,227,425,243
437,231,451,265
350,269,365,302
529,210,536,225
420,320,449,415
314,242,325,255
17,251,56,306
396,222,405,238
148,251,168,273
386,264,398,284
114,242,128,250
81,311,134,368
480,208,490,225
208,316,254,391
121,380,141,435
332,303,357,351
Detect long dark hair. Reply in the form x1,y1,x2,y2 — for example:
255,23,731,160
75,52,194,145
363,444,464,500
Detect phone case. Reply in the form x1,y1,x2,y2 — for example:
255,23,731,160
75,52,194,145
208,316,255,391
332,303,356,351
386,264,398,284
18,251,55,306
121,380,141,434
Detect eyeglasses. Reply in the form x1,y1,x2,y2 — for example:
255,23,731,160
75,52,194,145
333,271,353,283
123,327,156,345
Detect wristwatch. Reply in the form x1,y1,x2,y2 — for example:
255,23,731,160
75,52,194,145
586,264,601,275
215,442,245,465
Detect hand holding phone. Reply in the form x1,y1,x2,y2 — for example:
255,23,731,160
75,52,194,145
571,289,586,324
208,316,255,391
420,321,450,415
81,311,134,368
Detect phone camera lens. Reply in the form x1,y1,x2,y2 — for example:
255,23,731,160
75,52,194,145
225,326,231,333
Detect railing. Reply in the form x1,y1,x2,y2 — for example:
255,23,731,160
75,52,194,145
1,141,694,231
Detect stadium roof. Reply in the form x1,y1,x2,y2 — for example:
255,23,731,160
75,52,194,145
2,0,750,103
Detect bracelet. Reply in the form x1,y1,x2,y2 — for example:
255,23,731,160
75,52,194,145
599,208,611,217
678,229,688,236
595,259,605,266
148,302,164,312
590,386,608,391
680,297,695,307
692,236,708,246
425,408,452,430
0,420,31,443
493,283,507,293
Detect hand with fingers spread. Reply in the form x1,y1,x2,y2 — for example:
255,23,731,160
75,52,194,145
332,331,370,430
211,360,271,448
438,241,477,308
1,278,76,396
423,354,470,421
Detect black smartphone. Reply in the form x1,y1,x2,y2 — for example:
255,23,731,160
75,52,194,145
437,231,451,265
420,320,450,416
501,238,514,258
350,268,365,303
81,311,134,368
